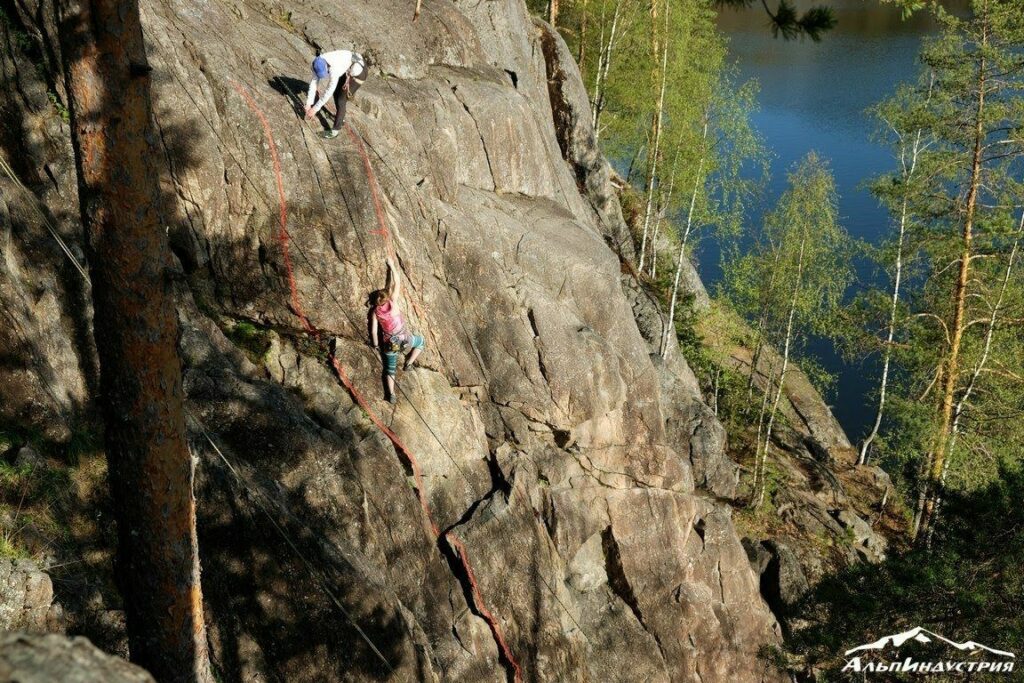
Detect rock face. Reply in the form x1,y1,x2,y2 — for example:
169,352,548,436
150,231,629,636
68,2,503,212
724,333,894,621
0,560,64,634
0,634,154,683
2,0,785,681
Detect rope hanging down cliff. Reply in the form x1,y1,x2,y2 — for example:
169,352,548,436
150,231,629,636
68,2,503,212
254,68,596,668
229,80,524,683
0,149,399,675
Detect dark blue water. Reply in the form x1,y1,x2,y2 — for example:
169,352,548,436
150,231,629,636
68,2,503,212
708,1,952,440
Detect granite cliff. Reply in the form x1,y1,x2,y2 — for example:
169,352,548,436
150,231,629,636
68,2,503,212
0,0,887,680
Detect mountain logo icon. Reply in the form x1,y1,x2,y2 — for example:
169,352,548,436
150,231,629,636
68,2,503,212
845,626,1015,659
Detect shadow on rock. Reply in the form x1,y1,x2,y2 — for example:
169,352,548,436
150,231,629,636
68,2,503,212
787,467,1024,679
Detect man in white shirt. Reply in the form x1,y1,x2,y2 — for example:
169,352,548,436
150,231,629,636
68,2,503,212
304,49,367,139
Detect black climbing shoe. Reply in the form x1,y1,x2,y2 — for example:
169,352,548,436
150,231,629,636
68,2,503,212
403,358,415,372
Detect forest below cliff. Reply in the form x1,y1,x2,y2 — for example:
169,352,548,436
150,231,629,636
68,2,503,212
538,0,1024,673
1,0,1023,681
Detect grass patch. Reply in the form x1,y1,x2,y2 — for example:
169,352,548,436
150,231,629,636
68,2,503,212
0,534,28,560
269,8,298,34
226,320,273,364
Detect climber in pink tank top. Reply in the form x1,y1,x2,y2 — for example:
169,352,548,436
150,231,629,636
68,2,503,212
375,299,404,337
370,257,425,403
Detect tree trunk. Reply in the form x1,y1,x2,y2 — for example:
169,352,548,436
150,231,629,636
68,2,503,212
578,0,589,69
860,78,933,465
56,0,213,680
712,368,721,415
747,245,784,399
756,234,806,508
650,143,682,279
925,211,1021,546
638,1,670,273
751,361,776,507
650,0,660,70
549,0,560,26
857,197,904,465
591,0,621,140
917,30,987,543
662,132,707,358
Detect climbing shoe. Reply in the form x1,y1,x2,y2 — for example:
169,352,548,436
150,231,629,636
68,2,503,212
403,358,416,372
387,392,397,404
319,129,340,140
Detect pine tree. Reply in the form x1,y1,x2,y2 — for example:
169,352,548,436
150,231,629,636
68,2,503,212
901,0,1024,542
713,0,836,41
56,0,213,679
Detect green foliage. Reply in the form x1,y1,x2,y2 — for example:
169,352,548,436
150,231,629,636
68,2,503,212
47,91,70,123
0,462,73,508
725,153,852,355
0,535,28,560
849,0,1024,511
791,466,1024,678
0,458,74,560
226,320,273,363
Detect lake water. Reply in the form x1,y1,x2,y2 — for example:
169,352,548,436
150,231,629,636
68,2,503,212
707,0,955,441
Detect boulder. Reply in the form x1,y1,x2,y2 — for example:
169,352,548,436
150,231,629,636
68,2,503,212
742,537,772,576
834,509,888,563
760,540,810,633
0,560,63,634
0,633,154,683
13,446,43,469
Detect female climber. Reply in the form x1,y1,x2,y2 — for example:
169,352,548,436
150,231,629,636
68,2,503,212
369,257,425,403
304,49,367,139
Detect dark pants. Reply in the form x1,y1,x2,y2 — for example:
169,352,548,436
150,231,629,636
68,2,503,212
332,73,364,131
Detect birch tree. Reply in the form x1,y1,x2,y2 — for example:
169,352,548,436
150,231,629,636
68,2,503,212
662,76,763,356
855,78,934,465
726,154,850,508
638,0,671,273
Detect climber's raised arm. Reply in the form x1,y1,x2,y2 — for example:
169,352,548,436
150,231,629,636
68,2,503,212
386,257,401,304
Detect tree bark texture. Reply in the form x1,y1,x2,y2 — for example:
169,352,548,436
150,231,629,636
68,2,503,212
56,0,213,679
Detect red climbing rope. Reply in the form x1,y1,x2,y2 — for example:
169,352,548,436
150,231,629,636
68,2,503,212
447,534,525,682
344,120,522,683
328,355,440,537
343,123,429,325
229,81,314,335
230,81,522,682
